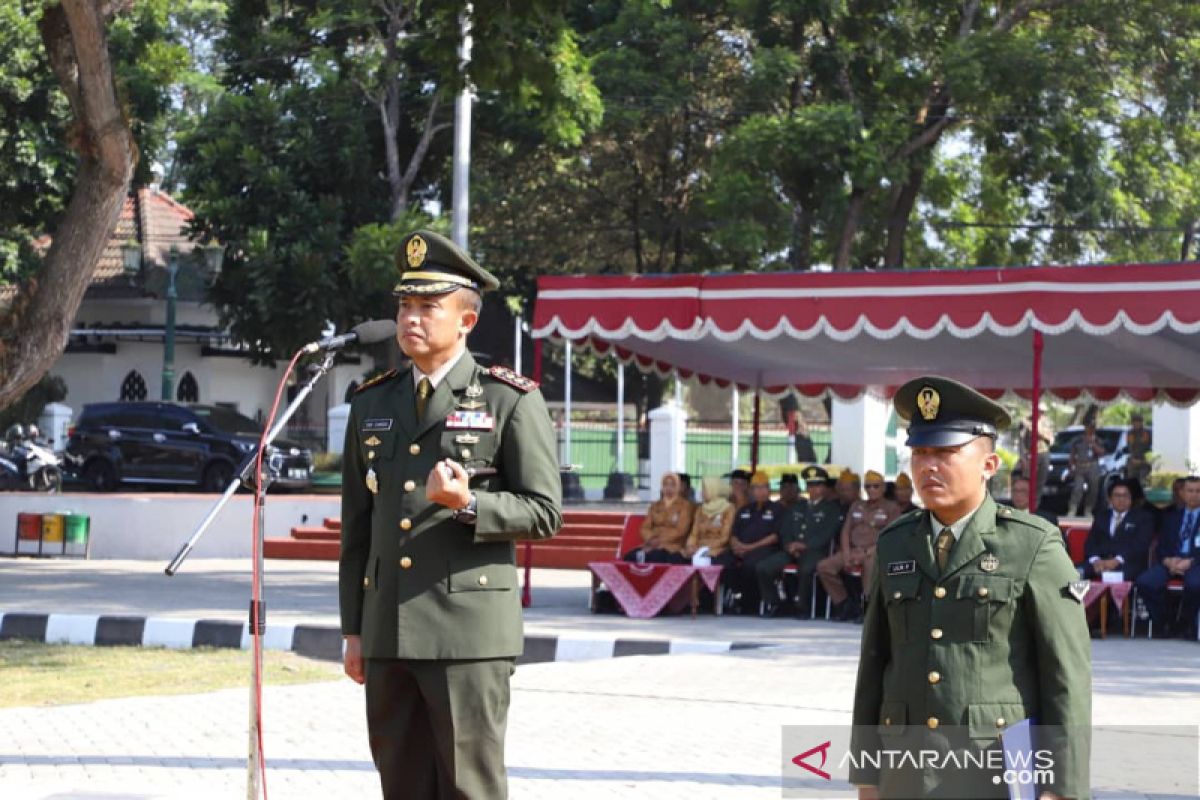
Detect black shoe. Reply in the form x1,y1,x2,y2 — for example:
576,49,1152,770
1157,621,1176,639
793,603,811,619
760,602,779,618
837,597,862,622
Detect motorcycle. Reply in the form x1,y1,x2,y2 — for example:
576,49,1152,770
1,424,63,492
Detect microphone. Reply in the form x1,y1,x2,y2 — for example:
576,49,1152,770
303,319,397,354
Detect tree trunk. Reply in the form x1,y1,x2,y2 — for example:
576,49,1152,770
0,0,136,409
789,201,812,269
883,164,926,268
833,189,867,270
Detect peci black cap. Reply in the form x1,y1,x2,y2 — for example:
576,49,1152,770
780,473,800,486
394,229,500,296
895,375,1011,448
728,469,752,482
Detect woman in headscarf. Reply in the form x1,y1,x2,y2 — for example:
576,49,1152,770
623,471,695,564
684,476,736,566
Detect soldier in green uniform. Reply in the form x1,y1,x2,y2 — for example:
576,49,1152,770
339,230,563,799
851,376,1091,800
755,467,843,617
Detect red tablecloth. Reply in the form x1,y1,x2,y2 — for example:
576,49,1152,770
589,562,723,619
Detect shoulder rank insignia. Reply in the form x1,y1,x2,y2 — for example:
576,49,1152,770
354,369,399,395
488,365,538,392
1066,580,1090,603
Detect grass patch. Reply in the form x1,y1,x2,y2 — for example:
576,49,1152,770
0,640,343,708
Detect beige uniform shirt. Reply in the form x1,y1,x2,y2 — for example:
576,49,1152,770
641,499,696,553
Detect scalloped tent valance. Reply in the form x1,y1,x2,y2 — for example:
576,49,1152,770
532,262,1200,407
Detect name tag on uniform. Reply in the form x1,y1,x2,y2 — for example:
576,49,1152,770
887,560,916,576
362,418,393,431
445,411,495,430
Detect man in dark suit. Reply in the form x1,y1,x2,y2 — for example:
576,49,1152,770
1084,479,1153,582
1136,475,1200,639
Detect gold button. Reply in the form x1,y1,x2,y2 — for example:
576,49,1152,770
996,717,1006,728
404,480,416,492
400,518,412,530
409,443,420,455
883,717,891,726
461,449,471,460
368,450,376,460
978,587,989,598
928,671,940,684
927,717,939,730
931,628,943,640
934,586,947,599
478,574,488,586
363,577,370,588
893,591,902,600
400,556,412,569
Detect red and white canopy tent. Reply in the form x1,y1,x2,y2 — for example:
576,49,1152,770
531,261,1200,486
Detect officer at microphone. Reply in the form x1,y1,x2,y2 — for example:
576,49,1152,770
339,229,562,799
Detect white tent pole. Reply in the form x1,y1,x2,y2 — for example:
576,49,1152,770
731,386,740,469
513,314,522,374
616,361,625,473
564,339,573,467
451,6,473,249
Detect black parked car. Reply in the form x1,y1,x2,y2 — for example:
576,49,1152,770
64,402,314,492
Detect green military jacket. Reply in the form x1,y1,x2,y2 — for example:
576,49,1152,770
850,494,1091,799
799,497,843,560
778,499,809,546
339,351,563,660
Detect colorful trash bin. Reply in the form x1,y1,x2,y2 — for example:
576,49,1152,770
41,513,64,547
63,513,90,558
16,512,42,555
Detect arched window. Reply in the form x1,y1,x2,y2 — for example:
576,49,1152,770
119,370,148,401
177,372,199,403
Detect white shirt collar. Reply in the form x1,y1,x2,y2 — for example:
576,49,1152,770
412,348,467,391
932,500,984,542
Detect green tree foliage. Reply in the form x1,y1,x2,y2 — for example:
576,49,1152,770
475,0,1200,275
180,0,599,363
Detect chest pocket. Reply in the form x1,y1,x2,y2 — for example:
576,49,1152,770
883,574,921,645
956,574,1015,642
440,429,499,478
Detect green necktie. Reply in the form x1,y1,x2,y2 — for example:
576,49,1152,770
416,377,432,420
935,527,955,572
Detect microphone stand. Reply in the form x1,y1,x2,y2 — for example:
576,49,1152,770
164,348,338,800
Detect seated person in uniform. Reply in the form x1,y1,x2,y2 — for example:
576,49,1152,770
1083,478,1152,582
623,472,695,563
1007,472,1060,527
728,468,751,508
835,469,862,514
818,470,900,622
724,470,782,615
684,476,736,566
892,472,917,513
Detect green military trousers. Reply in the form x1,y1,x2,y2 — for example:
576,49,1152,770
365,657,516,799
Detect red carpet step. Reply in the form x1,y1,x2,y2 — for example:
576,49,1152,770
264,509,631,568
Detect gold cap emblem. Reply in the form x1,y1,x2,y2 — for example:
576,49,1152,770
406,235,427,267
917,386,940,421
